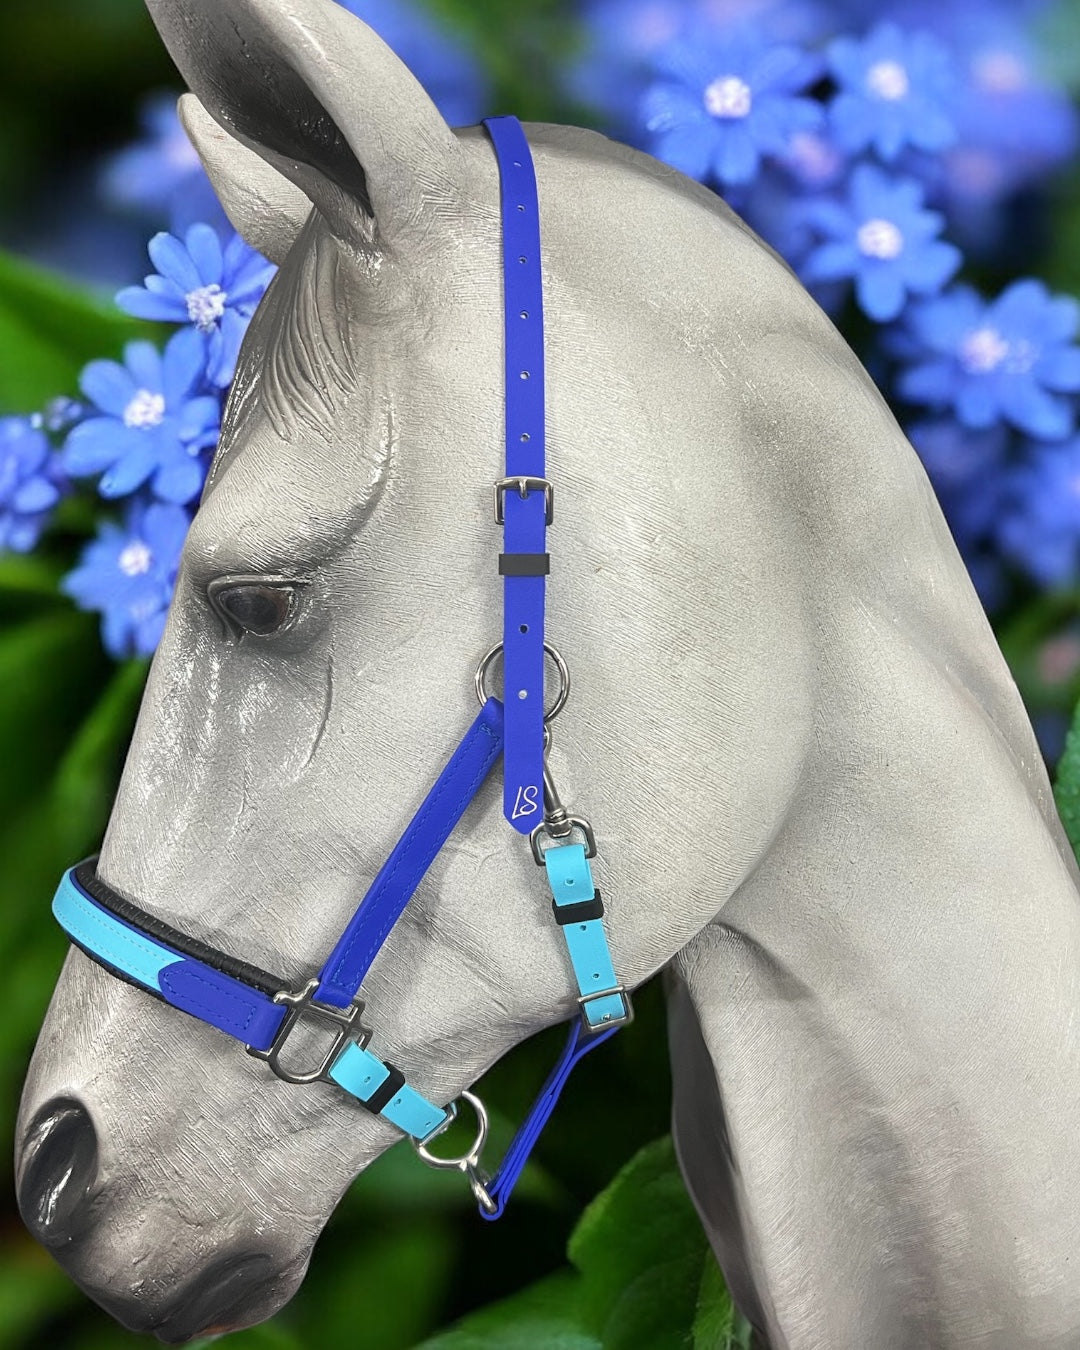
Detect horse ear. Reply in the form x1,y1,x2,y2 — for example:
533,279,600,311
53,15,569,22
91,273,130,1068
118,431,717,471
178,95,310,264
144,0,465,253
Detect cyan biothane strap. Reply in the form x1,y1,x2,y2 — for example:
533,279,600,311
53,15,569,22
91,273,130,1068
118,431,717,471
483,115,549,836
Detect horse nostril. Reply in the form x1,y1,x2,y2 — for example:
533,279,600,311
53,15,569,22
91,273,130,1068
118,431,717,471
17,1097,99,1245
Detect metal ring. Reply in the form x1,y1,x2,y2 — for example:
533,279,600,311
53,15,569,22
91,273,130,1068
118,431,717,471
412,1089,490,1171
474,642,570,723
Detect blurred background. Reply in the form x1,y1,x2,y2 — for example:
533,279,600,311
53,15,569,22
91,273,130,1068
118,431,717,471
4,0,1080,1347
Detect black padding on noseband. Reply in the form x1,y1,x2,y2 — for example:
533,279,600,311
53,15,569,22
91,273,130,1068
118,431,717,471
73,857,285,997
359,1063,406,1115
552,891,605,925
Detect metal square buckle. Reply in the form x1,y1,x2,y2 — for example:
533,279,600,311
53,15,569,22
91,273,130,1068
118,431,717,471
247,978,371,1085
578,984,634,1033
493,476,554,526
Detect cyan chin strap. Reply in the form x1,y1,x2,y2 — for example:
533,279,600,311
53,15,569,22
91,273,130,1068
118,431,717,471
50,114,633,1219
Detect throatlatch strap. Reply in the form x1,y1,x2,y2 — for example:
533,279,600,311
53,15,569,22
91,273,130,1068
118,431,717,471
483,115,548,836
481,1018,619,1220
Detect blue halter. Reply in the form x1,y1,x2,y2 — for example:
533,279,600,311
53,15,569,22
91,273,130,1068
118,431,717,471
50,115,631,1220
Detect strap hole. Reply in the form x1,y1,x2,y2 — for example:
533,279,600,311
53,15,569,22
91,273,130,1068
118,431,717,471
518,255,528,264
520,432,531,441
519,624,529,633
520,310,529,319
517,204,526,211
518,689,528,699
520,370,530,379
513,160,522,167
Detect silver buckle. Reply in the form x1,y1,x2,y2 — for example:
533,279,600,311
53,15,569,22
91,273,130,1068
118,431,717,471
531,816,597,865
493,476,554,526
578,984,634,1032
246,978,371,1085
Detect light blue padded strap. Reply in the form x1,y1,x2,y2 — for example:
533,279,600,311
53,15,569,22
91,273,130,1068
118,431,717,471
329,1042,448,1139
53,869,287,1049
544,843,627,1029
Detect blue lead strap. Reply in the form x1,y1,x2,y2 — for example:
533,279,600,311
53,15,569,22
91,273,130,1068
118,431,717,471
483,115,548,836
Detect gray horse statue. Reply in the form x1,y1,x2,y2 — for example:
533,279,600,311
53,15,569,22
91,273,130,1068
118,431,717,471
15,0,1080,1345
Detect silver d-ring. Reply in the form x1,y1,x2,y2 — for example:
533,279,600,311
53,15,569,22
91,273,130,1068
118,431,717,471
474,642,570,723
412,1089,490,1172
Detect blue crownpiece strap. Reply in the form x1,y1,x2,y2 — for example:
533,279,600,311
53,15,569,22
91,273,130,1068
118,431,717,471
483,115,548,836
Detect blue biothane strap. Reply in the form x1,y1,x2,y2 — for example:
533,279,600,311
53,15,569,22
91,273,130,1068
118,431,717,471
483,115,548,837
481,1017,619,1220
314,697,505,1008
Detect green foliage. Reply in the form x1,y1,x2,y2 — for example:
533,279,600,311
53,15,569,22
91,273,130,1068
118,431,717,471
0,247,152,414
1053,696,1080,856
417,1138,752,1350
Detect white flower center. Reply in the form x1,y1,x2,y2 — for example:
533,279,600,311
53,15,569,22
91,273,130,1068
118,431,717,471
704,76,753,119
865,59,910,101
123,389,166,428
973,49,1027,94
857,218,904,259
186,282,228,332
118,540,153,577
958,326,1010,374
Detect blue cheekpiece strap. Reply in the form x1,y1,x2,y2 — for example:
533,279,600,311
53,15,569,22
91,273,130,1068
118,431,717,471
315,698,504,1008
483,115,548,837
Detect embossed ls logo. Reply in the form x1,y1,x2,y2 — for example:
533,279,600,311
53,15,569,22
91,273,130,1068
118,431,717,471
512,784,541,819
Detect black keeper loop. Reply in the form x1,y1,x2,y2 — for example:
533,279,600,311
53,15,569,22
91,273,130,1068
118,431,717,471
552,892,605,925
361,1063,406,1115
499,552,550,576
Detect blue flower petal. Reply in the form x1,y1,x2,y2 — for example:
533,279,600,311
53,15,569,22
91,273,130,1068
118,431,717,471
79,360,137,417
152,451,206,504
115,287,187,323
1039,347,1080,392
147,231,202,291
99,439,160,496
185,222,224,284
1000,379,1072,440
857,265,906,322
63,419,137,475
123,341,165,394
161,327,208,405
712,123,759,185
12,477,60,512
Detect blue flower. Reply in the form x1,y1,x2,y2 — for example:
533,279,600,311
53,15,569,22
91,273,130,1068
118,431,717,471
801,165,960,320
116,225,276,387
62,329,220,505
62,501,190,658
641,26,823,185
827,22,956,161
0,417,66,553
99,92,228,235
339,0,489,126
897,281,1080,440
995,437,1080,587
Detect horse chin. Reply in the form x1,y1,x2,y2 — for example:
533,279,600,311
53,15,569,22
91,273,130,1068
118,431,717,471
86,1251,309,1345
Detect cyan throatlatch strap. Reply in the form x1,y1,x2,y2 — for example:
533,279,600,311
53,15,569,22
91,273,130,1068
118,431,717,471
483,114,549,836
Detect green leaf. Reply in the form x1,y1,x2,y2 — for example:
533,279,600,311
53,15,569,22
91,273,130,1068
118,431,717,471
568,1135,705,1329
1054,696,1080,862
0,246,154,413
417,1272,598,1350
415,1137,738,1350
692,1258,752,1350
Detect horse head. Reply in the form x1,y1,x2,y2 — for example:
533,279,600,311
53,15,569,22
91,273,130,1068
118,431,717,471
17,0,1080,1345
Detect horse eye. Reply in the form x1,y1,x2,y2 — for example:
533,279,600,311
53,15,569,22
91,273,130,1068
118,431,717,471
209,581,298,637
